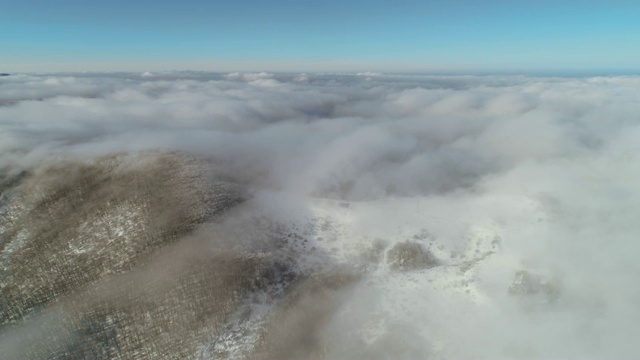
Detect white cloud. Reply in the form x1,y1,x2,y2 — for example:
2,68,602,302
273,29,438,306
222,71,275,82
2,72,640,358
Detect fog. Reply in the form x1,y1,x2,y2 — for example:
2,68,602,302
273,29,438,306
1,72,640,358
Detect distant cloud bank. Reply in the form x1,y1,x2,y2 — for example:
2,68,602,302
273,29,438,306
2,72,639,199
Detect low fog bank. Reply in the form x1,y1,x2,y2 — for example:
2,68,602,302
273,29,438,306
1,72,640,359
5,72,638,199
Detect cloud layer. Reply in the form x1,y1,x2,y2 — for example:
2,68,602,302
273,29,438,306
2,72,640,358
4,73,639,198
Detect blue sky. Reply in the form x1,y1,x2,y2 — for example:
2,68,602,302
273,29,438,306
1,0,639,73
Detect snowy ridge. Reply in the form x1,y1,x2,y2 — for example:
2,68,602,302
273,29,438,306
204,188,553,358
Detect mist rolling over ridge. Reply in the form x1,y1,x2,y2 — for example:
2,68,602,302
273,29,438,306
1,72,640,359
